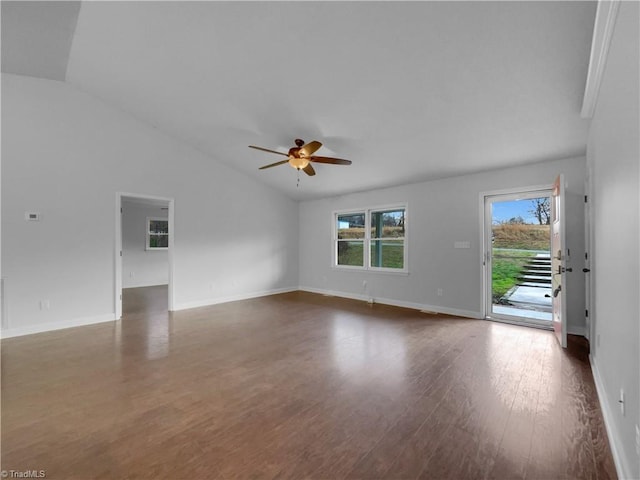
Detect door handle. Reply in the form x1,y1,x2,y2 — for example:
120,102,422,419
582,268,591,273
553,285,562,298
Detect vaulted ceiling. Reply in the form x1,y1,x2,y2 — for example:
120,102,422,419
2,1,596,200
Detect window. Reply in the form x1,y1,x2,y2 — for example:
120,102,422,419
336,212,366,267
146,217,169,250
334,206,407,272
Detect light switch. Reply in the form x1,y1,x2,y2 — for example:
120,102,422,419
454,241,470,249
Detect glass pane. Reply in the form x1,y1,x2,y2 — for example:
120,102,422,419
490,197,551,321
371,210,405,238
149,234,169,248
149,220,168,234
337,213,365,239
337,240,364,266
370,240,404,269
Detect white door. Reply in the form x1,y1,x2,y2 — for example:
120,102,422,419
551,175,568,348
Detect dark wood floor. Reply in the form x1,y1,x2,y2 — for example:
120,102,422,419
1,288,616,479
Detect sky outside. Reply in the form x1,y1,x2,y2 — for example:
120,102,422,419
492,198,546,224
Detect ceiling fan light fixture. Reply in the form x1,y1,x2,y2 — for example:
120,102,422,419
289,156,310,170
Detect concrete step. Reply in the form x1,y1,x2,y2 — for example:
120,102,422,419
518,272,552,279
519,282,553,288
525,265,552,272
518,275,552,283
524,264,552,269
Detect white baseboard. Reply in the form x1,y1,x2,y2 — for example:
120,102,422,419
1,313,117,339
300,286,370,303
173,286,298,311
298,286,482,319
590,354,633,480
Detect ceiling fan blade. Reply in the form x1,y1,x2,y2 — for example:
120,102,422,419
303,164,316,176
309,156,352,165
299,141,322,157
249,145,289,156
259,159,289,170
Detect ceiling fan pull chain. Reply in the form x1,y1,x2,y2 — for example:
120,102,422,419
297,169,300,188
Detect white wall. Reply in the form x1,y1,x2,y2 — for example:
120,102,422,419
1,74,299,337
122,201,168,288
586,2,639,478
299,156,587,332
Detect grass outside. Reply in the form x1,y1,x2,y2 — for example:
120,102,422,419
492,249,536,302
493,224,550,250
337,226,404,239
491,224,550,302
337,241,404,269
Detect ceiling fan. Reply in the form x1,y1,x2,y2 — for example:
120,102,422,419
249,139,352,177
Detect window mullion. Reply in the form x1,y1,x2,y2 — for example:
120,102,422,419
365,210,370,269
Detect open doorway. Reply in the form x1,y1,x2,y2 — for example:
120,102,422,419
115,193,174,319
483,188,552,328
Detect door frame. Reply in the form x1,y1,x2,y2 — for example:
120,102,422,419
480,184,553,327
115,192,175,319
585,165,595,347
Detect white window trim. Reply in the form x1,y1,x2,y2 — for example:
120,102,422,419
146,216,169,251
332,204,408,274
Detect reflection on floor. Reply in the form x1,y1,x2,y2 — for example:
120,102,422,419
122,285,170,360
492,305,553,322
1,291,616,479
123,284,168,315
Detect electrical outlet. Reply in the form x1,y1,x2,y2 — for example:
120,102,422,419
619,389,625,416
363,280,367,290
597,333,600,348
437,288,443,297
39,300,50,310
129,272,135,278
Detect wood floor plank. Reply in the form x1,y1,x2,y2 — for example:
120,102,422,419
1,289,617,479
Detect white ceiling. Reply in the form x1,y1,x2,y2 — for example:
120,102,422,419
1,1,80,81
2,1,597,200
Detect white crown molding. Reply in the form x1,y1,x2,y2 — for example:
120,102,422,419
581,0,621,119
